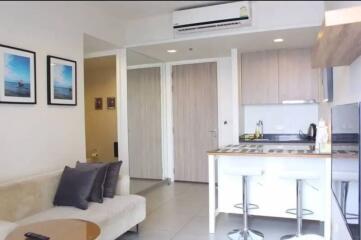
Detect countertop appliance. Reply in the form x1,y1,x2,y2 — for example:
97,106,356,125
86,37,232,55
308,123,317,140
332,103,360,239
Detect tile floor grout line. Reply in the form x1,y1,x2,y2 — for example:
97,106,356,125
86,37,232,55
169,215,199,240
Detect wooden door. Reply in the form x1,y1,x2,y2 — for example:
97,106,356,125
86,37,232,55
241,50,279,104
278,48,321,102
128,67,162,179
172,62,218,183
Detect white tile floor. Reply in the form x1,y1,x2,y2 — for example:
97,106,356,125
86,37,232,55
118,182,323,240
130,179,163,194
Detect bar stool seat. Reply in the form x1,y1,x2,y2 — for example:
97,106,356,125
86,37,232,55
280,171,323,240
283,234,324,240
333,171,358,182
227,168,264,240
227,168,264,177
281,171,319,180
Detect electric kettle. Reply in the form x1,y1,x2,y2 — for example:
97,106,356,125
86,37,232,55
307,123,317,140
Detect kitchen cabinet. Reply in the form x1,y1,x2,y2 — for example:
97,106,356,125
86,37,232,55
278,48,321,103
240,48,322,105
241,50,279,104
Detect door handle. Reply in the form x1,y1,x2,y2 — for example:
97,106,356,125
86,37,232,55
208,130,218,138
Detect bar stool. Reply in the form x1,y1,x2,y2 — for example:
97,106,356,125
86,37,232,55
280,171,323,240
333,171,359,220
227,169,264,240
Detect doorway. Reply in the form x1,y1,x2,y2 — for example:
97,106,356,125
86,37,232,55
84,55,117,163
172,62,218,183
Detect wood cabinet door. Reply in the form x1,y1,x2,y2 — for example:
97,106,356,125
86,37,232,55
278,48,321,103
241,50,279,104
128,67,162,180
172,62,218,183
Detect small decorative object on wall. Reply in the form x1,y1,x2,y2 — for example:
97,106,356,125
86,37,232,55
47,56,77,106
95,97,103,110
107,97,116,109
0,44,36,104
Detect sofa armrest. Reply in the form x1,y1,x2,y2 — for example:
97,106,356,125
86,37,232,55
0,220,17,239
115,174,130,196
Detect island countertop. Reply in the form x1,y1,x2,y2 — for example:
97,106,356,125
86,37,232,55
208,143,331,158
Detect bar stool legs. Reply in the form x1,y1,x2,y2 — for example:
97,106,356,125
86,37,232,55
340,181,358,220
228,176,264,240
281,180,314,240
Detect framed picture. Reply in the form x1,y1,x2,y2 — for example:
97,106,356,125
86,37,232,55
107,97,116,109
95,97,103,110
0,44,36,104
47,56,77,105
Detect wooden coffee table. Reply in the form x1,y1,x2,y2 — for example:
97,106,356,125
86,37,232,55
6,219,101,240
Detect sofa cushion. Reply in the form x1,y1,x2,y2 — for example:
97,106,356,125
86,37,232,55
53,166,98,210
19,195,145,227
0,220,17,239
76,162,109,203
103,161,122,198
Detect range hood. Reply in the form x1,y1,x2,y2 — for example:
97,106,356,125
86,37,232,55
322,67,333,102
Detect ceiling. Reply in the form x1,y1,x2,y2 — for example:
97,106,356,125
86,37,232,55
128,26,320,63
84,34,118,55
82,1,228,20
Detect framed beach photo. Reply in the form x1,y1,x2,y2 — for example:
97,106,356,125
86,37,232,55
0,44,36,104
47,56,77,106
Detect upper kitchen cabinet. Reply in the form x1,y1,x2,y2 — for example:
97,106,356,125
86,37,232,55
278,48,321,103
241,50,279,105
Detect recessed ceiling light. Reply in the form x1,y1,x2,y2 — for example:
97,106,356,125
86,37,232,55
167,49,177,53
273,38,284,43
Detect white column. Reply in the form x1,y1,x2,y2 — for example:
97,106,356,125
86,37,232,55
164,63,174,181
116,49,129,177
209,154,216,233
231,48,240,144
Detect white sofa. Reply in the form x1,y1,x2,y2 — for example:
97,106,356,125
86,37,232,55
0,170,146,240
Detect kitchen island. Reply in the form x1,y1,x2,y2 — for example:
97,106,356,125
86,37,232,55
208,143,331,238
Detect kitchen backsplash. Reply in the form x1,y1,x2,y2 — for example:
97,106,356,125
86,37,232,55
243,104,319,134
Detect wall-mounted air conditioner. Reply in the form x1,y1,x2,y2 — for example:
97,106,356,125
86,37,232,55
173,1,251,33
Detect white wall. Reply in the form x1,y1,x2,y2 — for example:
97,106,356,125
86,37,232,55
334,56,361,104
243,104,319,134
217,57,234,146
0,2,127,183
319,55,361,126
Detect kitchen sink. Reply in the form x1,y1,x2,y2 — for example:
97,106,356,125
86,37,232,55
239,134,314,143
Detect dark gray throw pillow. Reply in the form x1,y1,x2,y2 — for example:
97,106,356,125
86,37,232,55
76,161,109,203
103,161,122,198
53,166,98,210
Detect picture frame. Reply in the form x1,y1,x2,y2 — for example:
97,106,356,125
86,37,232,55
95,97,103,110
107,97,116,109
0,44,36,104
47,55,77,106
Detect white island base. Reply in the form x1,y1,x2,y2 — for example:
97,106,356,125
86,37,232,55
208,153,331,239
